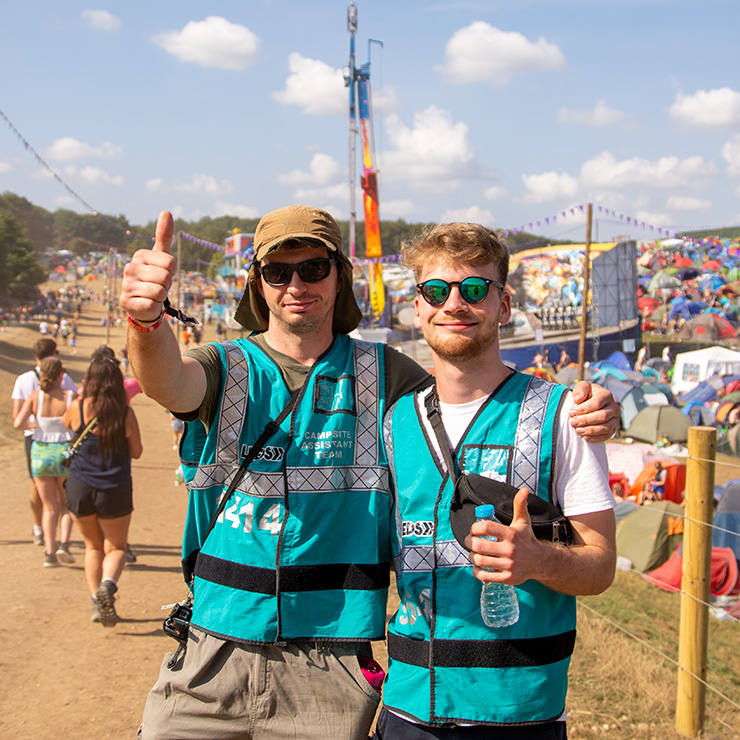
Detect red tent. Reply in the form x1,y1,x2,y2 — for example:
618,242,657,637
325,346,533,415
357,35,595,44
680,313,737,340
644,546,740,596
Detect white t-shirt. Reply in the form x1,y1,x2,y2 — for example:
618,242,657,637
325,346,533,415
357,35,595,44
419,387,614,517
12,368,78,436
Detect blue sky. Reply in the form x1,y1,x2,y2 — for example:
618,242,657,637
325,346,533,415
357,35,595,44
2,0,740,245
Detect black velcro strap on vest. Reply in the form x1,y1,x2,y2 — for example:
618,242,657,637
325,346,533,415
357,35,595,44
195,553,390,594
388,630,576,669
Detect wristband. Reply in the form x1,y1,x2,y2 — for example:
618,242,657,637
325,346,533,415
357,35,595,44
127,310,166,333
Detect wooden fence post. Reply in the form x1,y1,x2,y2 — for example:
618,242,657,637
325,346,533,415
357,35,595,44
675,426,716,737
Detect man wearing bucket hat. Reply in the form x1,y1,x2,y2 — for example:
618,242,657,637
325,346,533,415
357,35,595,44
378,223,616,739
120,207,618,740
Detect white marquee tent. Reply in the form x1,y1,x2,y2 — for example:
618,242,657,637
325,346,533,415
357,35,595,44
671,346,740,394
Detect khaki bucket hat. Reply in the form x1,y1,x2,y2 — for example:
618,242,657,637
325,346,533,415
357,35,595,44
233,205,362,333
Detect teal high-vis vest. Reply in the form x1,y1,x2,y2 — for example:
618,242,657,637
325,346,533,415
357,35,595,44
383,372,575,726
182,335,390,644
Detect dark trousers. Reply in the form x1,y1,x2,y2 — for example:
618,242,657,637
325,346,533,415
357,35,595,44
373,708,567,740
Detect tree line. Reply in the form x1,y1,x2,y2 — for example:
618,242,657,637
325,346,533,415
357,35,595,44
0,189,583,304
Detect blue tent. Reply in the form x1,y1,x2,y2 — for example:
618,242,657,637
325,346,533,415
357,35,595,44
682,403,719,427
605,351,632,371
713,480,740,560
699,275,726,292
677,375,727,406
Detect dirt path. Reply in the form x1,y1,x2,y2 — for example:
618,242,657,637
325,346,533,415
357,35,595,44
0,283,211,739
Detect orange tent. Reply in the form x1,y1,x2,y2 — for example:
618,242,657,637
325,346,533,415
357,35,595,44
630,460,686,504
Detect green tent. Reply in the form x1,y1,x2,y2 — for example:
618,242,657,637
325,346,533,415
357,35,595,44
616,501,685,573
625,406,692,444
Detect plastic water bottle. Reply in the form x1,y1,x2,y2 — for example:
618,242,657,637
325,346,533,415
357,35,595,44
475,504,519,628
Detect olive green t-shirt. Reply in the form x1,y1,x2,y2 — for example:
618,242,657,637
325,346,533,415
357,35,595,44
179,333,431,430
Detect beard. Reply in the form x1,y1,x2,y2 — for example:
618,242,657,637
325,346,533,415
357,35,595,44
422,323,498,362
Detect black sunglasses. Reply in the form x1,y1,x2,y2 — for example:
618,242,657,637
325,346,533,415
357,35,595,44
416,277,503,307
258,257,337,287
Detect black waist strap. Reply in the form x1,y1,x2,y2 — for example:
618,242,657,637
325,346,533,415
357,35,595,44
196,553,390,594
388,630,576,669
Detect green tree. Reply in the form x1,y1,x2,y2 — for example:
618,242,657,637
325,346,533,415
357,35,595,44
0,209,46,304
0,192,54,251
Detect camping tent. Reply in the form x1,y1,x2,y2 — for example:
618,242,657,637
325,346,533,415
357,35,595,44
616,501,685,573
680,313,737,342
630,460,686,504
626,406,692,444
671,346,740,394
713,480,740,560
644,547,740,596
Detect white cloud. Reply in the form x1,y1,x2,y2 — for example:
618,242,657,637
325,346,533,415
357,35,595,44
148,174,234,196
45,137,122,161
379,199,419,219
722,134,740,176
145,178,166,193
213,202,260,218
272,54,345,115
580,150,717,190
382,106,478,192
81,9,120,32
0,161,12,174
64,165,124,186
173,174,234,196
441,205,497,226
276,153,341,186
153,16,260,71
665,195,711,211
557,100,626,127
484,185,507,200
438,22,565,85
669,87,740,130
292,183,348,205
521,171,578,203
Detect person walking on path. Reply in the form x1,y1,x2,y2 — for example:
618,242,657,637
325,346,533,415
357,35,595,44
120,207,618,740
62,354,143,625
377,223,617,738
13,356,76,567
11,337,77,546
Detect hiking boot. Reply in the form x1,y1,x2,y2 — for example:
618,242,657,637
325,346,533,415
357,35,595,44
43,552,59,568
95,581,119,626
91,596,103,623
56,544,76,564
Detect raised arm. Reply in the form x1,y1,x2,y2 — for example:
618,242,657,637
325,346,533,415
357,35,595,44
119,211,206,413
467,488,616,596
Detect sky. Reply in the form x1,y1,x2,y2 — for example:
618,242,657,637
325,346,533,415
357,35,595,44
2,0,740,247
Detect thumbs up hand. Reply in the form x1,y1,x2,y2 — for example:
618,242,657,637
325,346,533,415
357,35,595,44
120,211,177,322
466,487,542,586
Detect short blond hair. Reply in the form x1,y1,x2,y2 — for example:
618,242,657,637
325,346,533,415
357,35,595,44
401,223,509,283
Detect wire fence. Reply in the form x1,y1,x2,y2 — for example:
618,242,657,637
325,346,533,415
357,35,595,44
581,446,740,735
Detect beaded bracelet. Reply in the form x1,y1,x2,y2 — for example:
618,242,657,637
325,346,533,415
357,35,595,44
127,308,166,333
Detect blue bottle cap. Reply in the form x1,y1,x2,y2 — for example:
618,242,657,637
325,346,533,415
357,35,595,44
475,504,495,518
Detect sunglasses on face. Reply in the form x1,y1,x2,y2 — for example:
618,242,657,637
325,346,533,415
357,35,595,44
416,277,504,307
258,257,337,287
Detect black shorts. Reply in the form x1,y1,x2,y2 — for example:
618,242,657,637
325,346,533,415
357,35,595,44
65,474,134,519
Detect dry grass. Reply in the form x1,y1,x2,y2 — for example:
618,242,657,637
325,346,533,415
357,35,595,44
568,570,740,739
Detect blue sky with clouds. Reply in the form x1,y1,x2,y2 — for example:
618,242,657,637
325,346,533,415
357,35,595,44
1,0,739,243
